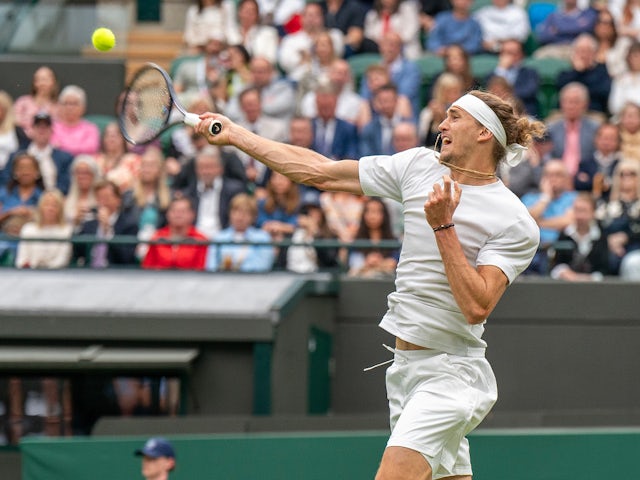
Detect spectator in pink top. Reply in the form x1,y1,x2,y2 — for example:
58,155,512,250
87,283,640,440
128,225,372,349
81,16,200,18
51,85,100,156
13,66,60,137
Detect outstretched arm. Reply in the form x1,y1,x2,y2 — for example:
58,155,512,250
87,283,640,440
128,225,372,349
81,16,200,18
195,113,363,195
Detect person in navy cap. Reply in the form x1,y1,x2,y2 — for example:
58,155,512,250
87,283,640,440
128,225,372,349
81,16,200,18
134,437,176,480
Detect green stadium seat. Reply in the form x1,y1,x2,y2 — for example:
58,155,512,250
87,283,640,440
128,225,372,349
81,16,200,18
415,54,445,83
415,54,445,105
523,56,570,118
471,0,494,12
470,54,499,83
347,53,381,89
169,54,203,78
524,56,570,84
523,32,540,57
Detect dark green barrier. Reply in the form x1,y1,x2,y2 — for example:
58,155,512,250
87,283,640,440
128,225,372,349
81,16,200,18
21,432,386,480
21,428,640,479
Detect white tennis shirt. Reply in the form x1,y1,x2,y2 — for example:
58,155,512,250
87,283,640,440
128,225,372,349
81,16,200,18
359,148,540,356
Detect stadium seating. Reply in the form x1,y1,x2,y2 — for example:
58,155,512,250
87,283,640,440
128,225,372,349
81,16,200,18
348,52,570,120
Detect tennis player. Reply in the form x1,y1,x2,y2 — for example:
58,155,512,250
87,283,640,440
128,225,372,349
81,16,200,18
196,90,544,480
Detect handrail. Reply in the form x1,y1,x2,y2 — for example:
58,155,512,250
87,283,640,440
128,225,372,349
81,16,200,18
0,0,38,53
0,233,402,271
0,234,403,250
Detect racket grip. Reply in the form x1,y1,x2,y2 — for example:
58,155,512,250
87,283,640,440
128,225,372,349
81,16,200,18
183,112,200,127
209,120,223,136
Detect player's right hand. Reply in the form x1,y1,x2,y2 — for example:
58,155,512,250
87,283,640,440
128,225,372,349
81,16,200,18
424,175,461,229
197,112,231,146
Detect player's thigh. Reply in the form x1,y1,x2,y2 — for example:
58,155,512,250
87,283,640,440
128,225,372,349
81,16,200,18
375,446,432,480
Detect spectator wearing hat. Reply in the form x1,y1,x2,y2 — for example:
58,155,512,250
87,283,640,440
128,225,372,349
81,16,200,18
134,436,176,480
2,112,73,194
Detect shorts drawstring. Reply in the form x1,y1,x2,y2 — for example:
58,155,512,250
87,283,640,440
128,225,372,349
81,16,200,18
363,344,405,372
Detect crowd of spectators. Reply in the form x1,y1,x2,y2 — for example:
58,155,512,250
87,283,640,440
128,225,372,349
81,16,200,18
1,0,640,280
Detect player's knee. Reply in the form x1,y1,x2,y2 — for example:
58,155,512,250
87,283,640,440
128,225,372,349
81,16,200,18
375,446,432,480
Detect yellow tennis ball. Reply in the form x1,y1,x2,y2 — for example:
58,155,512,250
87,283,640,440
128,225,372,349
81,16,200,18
92,27,116,52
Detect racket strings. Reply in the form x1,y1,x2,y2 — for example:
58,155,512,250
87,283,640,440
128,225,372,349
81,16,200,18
120,68,173,144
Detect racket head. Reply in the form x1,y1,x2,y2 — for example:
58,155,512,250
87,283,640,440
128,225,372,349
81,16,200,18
118,63,185,145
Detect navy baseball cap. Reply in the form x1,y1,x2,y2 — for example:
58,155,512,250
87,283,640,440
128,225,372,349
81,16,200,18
33,111,52,126
134,437,175,459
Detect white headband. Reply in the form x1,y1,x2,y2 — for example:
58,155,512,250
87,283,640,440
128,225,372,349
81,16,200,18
451,94,527,167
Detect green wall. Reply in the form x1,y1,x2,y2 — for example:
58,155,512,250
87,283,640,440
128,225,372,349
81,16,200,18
21,428,640,479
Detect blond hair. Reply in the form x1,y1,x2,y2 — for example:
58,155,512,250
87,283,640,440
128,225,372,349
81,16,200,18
132,146,171,211
468,90,546,167
432,73,464,104
230,193,258,219
0,91,15,134
36,189,67,227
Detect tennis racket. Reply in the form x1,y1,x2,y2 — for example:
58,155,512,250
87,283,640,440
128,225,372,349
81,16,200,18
118,62,222,145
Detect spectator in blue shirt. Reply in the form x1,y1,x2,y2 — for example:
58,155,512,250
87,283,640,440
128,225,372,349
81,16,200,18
359,32,422,121
534,0,598,60
521,159,578,274
0,152,43,232
426,0,483,55
206,193,275,272
0,152,43,264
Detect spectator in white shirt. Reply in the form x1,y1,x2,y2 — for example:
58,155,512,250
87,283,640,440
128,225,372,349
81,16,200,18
278,2,344,79
474,0,530,53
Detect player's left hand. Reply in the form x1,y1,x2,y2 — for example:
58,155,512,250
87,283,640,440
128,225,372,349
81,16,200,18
424,175,461,229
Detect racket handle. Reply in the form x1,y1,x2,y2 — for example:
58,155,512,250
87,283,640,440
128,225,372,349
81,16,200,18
184,113,222,135
183,112,200,127
209,120,223,135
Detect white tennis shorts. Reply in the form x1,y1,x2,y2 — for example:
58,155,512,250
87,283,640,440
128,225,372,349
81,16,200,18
385,348,497,479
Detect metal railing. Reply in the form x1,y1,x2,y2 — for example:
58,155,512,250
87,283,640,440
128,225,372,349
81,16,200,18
0,0,37,53
0,233,403,271
0,0,100,54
